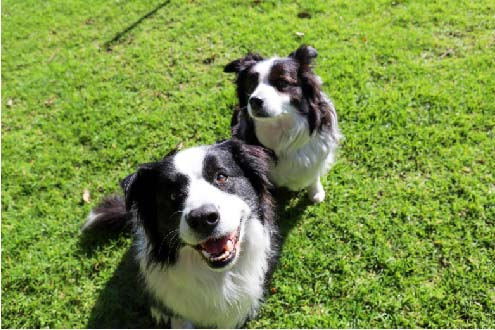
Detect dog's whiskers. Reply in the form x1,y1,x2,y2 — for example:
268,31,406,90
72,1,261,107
158,229,180,259
168,210,184,221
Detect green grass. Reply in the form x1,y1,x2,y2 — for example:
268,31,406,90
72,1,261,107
2,0,495,328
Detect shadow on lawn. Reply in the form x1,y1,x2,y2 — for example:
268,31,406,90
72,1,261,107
78,229,153,328
103,0,171,51
86,250,156,328
272,189,313,247
80,190,308,328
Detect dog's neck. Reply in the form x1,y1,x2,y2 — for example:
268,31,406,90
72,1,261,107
253,112,311,157
136,215,273,328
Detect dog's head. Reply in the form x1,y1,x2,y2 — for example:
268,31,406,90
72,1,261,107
225,45,332,134
123,140,274,270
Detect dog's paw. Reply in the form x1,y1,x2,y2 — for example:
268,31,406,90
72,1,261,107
307,180,325,203
309,190,325,203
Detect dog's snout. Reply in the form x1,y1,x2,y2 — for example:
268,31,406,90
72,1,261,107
186,204,220,235
249,97,264,112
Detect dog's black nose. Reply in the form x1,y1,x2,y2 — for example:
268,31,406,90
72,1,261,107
186,204,220,235
249,97,264,113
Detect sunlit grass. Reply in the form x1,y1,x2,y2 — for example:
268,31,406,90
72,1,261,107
2,0,494,327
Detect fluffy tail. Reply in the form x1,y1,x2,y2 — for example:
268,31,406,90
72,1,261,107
82,195,132,232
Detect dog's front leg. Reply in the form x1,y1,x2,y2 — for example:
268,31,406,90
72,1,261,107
307,177,325,203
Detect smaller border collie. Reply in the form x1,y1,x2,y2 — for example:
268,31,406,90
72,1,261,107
83,140,279,328
225,45,342,203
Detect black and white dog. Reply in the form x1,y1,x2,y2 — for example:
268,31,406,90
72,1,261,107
225,45,342,203
83,140,279,328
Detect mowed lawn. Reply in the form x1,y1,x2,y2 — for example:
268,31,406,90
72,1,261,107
2,0,495,328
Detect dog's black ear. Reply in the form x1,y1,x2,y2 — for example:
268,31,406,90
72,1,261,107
121,163,158,220
230,140,274,188
230,140,276,223
289,45,318,65
224,58,244,73
224,53,264,73
121,172,138,211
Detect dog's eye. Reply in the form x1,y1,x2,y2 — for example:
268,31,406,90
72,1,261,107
215,173,228,184
276,80,289,90
170,191,184,201
247,72,259,92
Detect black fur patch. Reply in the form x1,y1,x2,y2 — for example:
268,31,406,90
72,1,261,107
124,160,188,265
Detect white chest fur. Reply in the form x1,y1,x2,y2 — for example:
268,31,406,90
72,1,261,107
137,218,272,328
254,113,339,191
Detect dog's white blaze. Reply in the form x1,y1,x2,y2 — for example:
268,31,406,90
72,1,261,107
180,178,250,244
173,146,207,179
174,146,249,245
249,83,293,118
249,58,295,119
253,57,278,79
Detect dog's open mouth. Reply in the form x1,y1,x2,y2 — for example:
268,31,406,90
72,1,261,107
196,227,241,269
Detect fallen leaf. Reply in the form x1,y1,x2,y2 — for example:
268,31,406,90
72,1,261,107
6,99,13,107
48,51,59,63
440,48,454,58
83,189,91,203
295,31,305,37
44,97,56,107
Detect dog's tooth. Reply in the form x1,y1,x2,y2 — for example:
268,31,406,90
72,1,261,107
201,250,211,259
214,250,229,261
226,240,234,252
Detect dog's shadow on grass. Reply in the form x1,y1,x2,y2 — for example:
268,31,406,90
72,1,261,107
78,230,155,328
272,189,313,246
80,190,309,328
87,251,155,328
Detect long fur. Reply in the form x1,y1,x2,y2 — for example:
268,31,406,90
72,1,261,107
82,195,131,232
225,45,342,203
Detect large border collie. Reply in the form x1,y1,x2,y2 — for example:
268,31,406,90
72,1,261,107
225,45,342,203
83,140,279,328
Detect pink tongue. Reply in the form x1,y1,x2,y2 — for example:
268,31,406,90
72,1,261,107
202,237,229,255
